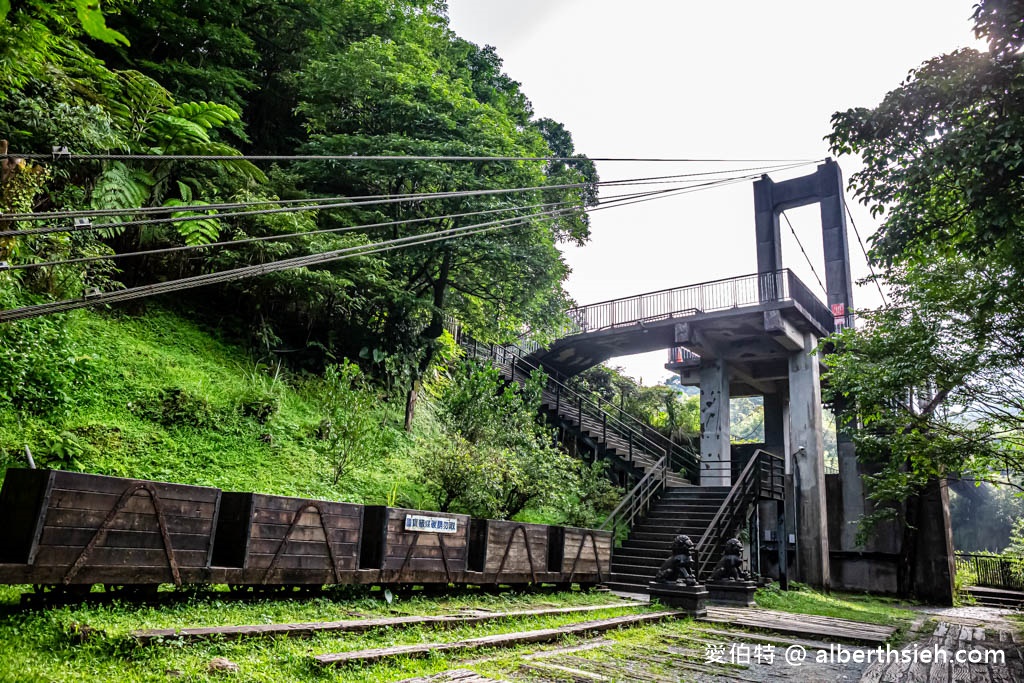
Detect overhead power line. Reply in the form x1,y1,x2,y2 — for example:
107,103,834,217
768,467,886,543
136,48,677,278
1,163,816,239
5,151,817,163
0,177,732,322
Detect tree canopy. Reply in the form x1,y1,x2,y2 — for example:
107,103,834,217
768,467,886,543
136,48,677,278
826,0,1024,514
0,1,596,421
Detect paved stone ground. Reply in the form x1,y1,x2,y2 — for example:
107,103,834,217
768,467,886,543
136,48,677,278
860,605,1024,682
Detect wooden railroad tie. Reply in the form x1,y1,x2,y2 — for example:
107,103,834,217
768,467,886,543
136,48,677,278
700,606,897,646
131,602,639,644
313,611,680,667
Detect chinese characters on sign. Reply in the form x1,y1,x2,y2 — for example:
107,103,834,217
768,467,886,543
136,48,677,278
404,514,458,534
831,302,849,330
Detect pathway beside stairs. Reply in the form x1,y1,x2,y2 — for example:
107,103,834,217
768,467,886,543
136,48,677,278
606,486,731,592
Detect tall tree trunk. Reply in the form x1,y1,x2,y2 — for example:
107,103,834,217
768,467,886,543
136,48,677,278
404,378,420,432
899,491,921,597
404,247,452,431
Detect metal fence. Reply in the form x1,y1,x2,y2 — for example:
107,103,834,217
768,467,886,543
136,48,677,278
561,269,835,338
956,552,1024,590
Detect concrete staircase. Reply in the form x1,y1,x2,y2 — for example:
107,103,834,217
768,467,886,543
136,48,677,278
605,486,731,593
965,586,1024,608
488,354,691,488
537,389,690,488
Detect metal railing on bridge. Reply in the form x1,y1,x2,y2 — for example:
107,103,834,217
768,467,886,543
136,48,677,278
550,269,836,340
956,552,1024,591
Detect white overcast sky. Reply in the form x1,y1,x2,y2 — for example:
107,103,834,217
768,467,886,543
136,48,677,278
446,0,982,385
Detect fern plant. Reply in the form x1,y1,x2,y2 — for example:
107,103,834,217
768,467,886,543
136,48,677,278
88,79,264,246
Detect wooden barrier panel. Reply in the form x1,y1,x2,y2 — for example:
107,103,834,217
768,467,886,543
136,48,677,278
559,526,613,584
0,468,221,585
211,492,363,585
468,519,550,584
360,507,471,584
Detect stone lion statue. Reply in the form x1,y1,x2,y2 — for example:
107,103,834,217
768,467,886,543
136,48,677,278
654,534,698,586
710,538,750,582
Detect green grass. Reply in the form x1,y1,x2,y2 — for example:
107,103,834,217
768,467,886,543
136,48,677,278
753,583,917,627
0,307,427,508
0,581,935,681
0,586,641,682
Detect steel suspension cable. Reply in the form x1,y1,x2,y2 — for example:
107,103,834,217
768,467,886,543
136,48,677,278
842,196,889,308
0,172,767,238
4,151,818,163
780,211,828,298
1,166,803,240
4,181,717,272
4,172,770,272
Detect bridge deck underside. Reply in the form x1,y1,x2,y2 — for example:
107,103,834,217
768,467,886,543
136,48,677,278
532,300,825,396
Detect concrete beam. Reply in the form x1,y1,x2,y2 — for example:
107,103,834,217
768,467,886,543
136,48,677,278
788,331,830,590
764,310,804,351
727,361,777,396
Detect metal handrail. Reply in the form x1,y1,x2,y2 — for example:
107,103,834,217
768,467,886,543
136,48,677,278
460,337,671,473
565,385,701,480
695,449,784,578
955,552,1024,590
600,455,667,536
539,269,834,339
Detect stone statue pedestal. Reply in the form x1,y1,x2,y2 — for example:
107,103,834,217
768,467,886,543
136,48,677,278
707,580,757,607
647,582,708,617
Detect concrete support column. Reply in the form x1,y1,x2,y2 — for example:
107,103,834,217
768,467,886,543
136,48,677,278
700,358,731,486
787,332,830,589
836,422,863,551
763,393,786,454
912,478,956,605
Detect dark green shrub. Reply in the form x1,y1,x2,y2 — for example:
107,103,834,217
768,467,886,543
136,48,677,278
132,386,219,428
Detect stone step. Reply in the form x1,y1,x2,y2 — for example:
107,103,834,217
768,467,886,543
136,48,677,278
653,494,729,502
965,586,1024,608
618,539,695,552
648,500,727,508
611,556,663,570
643,506,721,515
664,486,731,493
660,489,731,499
642,510,721,519
608,571,656,585
637,521,715,531
630,531,709,540
603,580,651,594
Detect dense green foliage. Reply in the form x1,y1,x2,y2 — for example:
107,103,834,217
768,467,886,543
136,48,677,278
0,306,618,526
1,0,595,417
0,307,411,503
569,366,701,443
825,0,1024,526
420,359,620,521
949,480,1024,553
0,2,614,521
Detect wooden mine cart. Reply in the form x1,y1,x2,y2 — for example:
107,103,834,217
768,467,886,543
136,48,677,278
0,468,220,586
210,492,364,586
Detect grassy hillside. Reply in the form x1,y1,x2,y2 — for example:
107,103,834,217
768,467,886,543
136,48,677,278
0,307,425,508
